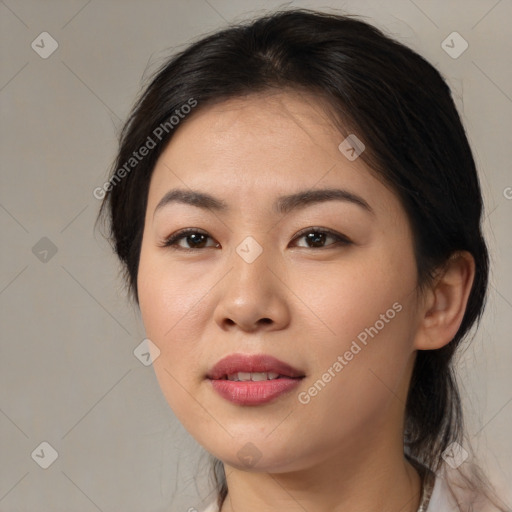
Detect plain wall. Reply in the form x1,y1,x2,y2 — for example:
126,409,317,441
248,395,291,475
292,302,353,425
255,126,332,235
1,0,511,510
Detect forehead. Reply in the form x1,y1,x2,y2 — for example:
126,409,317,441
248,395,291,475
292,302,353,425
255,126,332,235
147,91,400,219
167,90,345,158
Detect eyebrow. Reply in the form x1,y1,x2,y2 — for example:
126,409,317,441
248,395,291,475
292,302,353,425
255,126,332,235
153,187,374,218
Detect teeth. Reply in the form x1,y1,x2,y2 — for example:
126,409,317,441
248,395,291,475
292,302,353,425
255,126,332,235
251,372,271,381
226,371,281,381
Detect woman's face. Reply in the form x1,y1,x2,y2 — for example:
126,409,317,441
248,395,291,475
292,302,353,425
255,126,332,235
138,91,424,472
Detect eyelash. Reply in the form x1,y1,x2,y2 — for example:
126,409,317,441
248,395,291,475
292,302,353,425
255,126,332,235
159,227,352,252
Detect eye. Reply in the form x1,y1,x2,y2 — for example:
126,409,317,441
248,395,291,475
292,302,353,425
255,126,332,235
159,228,220,251
291,227,352,249
159,227,352,251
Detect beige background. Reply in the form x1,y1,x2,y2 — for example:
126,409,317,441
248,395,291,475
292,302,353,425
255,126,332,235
1,1,511,510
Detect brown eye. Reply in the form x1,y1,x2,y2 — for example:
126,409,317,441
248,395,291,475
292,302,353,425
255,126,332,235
292,228,352,249
160,227,351,252
161,229,219,251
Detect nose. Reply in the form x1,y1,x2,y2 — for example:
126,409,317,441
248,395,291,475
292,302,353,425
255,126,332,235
213,239,291,333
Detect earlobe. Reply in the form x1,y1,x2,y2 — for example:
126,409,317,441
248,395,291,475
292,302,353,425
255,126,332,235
413,251,476,351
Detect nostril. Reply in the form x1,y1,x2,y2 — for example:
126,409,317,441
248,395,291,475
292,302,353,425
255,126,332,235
222,317,272,329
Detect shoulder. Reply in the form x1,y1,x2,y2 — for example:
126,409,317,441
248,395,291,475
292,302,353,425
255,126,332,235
197,501,219,512
426,467,509,512
426,473,459,511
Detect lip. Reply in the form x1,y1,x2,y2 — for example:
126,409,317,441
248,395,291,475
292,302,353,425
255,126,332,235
207,353,305,406
207,353,305,380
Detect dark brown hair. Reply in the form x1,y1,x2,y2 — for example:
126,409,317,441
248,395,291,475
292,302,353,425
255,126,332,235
96,8,507,511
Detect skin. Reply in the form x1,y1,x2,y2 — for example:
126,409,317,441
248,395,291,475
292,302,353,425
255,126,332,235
137,90,475,512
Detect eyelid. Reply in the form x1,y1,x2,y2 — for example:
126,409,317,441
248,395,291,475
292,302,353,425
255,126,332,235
292,226,352,245
158,227,218,250
159,226,352,251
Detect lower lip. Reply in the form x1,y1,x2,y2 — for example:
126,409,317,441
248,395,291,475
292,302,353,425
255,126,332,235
209,377,303,405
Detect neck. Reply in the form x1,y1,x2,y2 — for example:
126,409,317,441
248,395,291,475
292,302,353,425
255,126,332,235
219,440,422,512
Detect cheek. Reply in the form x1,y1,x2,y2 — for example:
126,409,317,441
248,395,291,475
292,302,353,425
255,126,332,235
137,252,211,423
292,246,419,417
293,294,417,456
293,247,418,353
137,249,211,373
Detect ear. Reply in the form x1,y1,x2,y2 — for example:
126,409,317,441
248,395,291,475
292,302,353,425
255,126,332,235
413,251,476,351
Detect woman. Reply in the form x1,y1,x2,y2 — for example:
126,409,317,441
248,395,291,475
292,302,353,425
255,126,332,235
97,8,509,512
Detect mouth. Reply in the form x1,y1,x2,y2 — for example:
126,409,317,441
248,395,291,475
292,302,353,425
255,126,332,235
220,371,290,381
207,353,305,380
207,353,305,405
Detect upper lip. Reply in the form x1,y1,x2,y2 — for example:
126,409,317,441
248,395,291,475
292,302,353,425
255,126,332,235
207,353,305,380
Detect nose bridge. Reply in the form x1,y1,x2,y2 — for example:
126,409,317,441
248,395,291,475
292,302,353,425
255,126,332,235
235,234,267,266
230,234,273,293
